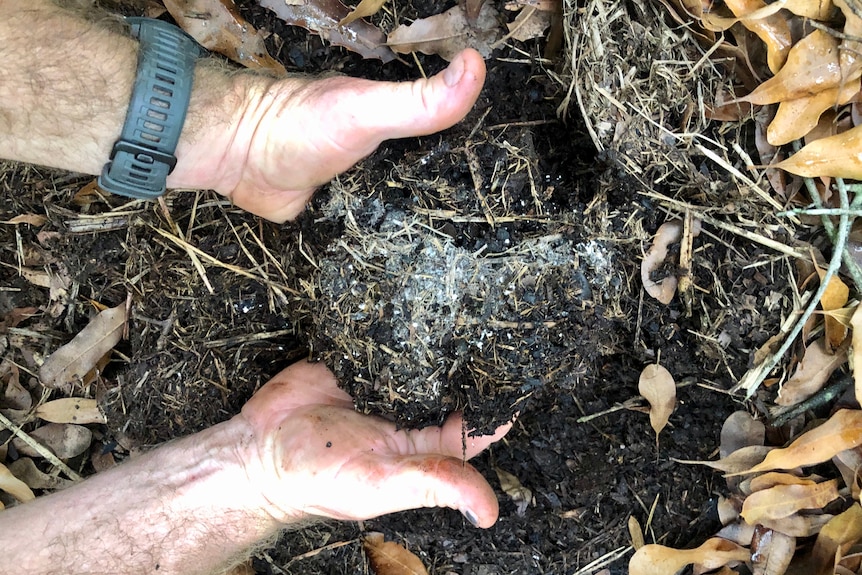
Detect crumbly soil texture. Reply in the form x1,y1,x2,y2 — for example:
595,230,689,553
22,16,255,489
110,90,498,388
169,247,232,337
0,0,802,573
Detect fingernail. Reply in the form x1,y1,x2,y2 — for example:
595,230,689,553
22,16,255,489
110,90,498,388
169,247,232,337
443,54,465,87
462,509,479,526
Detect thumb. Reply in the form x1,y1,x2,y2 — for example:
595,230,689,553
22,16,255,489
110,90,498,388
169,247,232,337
344,49,487,144
357,454,500,528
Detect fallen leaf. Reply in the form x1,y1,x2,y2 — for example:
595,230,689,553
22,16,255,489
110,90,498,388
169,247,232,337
740,30,855,105
12,423,93,459
363,532,429,575
495,466,532,515
387,3,501,61
776,123,862,180
751,527,795,575
718,520,755,546
729,410,862,476
723,0,792,73
675,445,775,474
811,503,862,575
260,0,395,62
505,6,552,42
338,0,386,27
0,214,47,226
38,303,126,390
637,364,676,437
163,0,286,74
640,219,702,305
629,538,750,575
7,457,73,490
1,362,31,411
757,513,833,538
629,515,645,549
749,472,817,492
0,461,34,503
818,267,851,351
720,410,766,458
35,398,106,425
741,479,840,523
776,337,849,406
783,0,833,20
767,79,862,146
852,305,862,407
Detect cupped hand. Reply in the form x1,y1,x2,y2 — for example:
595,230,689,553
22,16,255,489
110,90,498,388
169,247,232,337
172,49,486,222
237,360,512,528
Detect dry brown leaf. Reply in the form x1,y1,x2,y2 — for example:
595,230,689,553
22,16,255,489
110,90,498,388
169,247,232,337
740,30,857,105
776,123,862,179
729,410,862,476
629,538,750,575
818,267,851,351
776,337,849,407
852,305,862,407
675,445,775,474
767,79,862,146
7,457,73,491
757,513,833,538
640,219,702,305
722,0,792,73
629,515,645,550
811,504,862,575
363,532,429,575
718,520,755,546
751,527,795,575
163,0,285,74
720,411,766,458
1,362,30,411
638,363,676,437
0,461,34,503
749,472,817,492
259,0,395,62
39,303,126,390
339,0,387,27
387,3,501,61
741,479,840,523
505,6,552,42
0,214,47,226
13,423,93,460
495,466,532,515
35,398,106,425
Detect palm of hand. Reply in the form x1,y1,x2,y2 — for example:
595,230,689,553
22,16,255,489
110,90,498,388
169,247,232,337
239,361,510,528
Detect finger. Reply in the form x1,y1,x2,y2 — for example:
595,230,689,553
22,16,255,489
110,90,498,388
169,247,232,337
331,49,486,146
335,455,500,528
404,412,514,460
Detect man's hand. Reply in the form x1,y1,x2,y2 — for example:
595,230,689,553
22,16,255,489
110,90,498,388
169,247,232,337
238,361,512,527
169,50,487,222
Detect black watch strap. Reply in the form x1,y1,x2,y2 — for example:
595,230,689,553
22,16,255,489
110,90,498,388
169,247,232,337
98,18,205,200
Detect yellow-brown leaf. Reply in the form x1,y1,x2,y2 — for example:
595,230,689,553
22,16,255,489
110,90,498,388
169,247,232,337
363,532,429,575
776,337,848,407
811,503,862,575
629,538,750,575
0,461,34,503
339,0,387,27
741,480,840,523
767,79,861,146
723,0,792,73
35,398,106,425
776,123,862,180
851,305,862,407
638,363,676,436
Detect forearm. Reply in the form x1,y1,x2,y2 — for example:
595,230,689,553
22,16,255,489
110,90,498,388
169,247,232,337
0,1,271,191
0,416,280,575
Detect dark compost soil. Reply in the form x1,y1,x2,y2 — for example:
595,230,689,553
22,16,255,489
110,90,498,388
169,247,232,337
0,0,804,573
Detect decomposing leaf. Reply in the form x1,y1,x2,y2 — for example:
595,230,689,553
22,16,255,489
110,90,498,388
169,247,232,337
505,6,552,42
363,532,429,575
818,267,851,351
339,0,386,27
741,479,840,523
751,527,795,575
0,214,47,226
259,0,395,62
757,513,833,538
776,337,849,407
720,410,765,458
675,445,775,474
495,466,532,515
722,0,792,73
718,495,741,525
637,364,676,437
730,410,862,476
163,0,285,74
767,79,861,146
7,457,73,491
718,520,755,546
13,423,93,459
740,30,857,105
0,461,34,503
776,123,862,179
811,504,862,575
640,219,702,305
628,538,750,575
38,302,126,390
35,398,106,425
851,305,862,407
1,362,31,411
387,3,501,61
